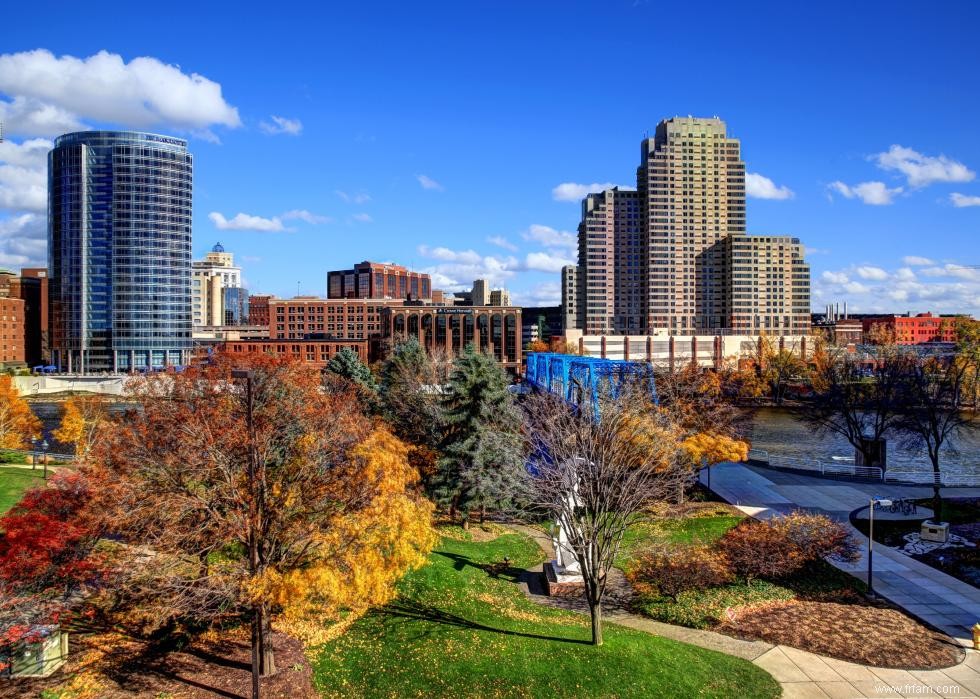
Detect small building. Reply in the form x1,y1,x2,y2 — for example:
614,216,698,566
1,626,68,678
862,312,964,345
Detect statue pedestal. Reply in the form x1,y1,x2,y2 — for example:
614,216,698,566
543,560,585,597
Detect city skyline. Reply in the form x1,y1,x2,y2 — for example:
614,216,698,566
1,1,979,313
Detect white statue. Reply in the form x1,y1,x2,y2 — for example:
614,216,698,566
551,483,583,577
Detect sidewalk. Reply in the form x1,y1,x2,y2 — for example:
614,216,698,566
511,523,980,698
704,462,980,647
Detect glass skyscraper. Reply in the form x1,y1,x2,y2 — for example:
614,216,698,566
48,131,193,372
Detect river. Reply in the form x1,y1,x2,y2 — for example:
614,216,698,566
748,406,980,476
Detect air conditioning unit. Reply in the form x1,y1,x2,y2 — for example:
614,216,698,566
920,521,949,543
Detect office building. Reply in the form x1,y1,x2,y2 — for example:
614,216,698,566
489,288,511,306
327,261,431,300
49,131,193,371
222,337,369,368
0,268,48,366
561,265,578,331
572,116,809,336
471,279,490,306
192,243,242,327
248,295,272,327
862,312,963,345
0,295,25,368
222,287,250,325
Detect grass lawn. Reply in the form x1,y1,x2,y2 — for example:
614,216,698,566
312,529,780,699
0,465,45,514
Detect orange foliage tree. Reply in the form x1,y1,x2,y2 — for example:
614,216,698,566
87,354,435,677
53,395,111,459
0,375,40,449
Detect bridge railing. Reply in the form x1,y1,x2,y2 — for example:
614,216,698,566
748,449,883,480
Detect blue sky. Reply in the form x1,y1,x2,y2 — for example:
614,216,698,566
1,0,978,313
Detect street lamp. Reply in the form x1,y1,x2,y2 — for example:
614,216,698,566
231,368,260,699
32,435,40,470
867,497,892,596
41,439,50,479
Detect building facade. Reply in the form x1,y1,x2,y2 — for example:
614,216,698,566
383,305,522,372
489,288,511,306
0,296,25,367
222,287,250,325
561,265,578,331
192,243,242,327
862,312,962,345
268,297,404,340
248,295,272,327
471,279,490,306
49,131,193,372
720,235,810,334
221,337,369,368
327,261,431,300
571,116,809,336
0,268,48,366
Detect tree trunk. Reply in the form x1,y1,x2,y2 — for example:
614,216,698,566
931,456,943,522
260,604,276,676
479,505,485,525
588,599,603,646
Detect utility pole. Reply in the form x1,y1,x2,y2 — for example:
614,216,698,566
232,368,260,699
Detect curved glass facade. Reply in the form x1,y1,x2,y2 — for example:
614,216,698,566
49,131,193,372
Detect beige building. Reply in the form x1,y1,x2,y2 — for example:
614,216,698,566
192,243,242,327
561,265,578,331
572,116,809,337
471,279,490,306
489,288,511,306
720,235,810,334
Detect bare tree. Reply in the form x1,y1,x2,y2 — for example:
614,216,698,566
799,343,910,467
758,334,808,405
521,389,688,646
895,355,976,518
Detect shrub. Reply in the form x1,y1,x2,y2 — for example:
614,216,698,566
779,511,859,564
719,520,804,582
630,544,733,600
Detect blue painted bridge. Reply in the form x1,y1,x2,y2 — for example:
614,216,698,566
523,352,657,410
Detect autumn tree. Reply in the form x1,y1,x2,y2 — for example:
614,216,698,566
87,354,435,683
53,394,112,459
956,318,980,411
525,340,549,353
653,362,749,440
0,375,40,449
798,343,911,468
758,335,808,405
435,345,524,527
894,355,976,518
522,388,687,645
681,432,750,489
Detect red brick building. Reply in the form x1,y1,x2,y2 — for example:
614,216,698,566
327,261,431,300
862,312,963,345
248,295,272,327
269,297,406,340
0,296,26,367
221,338,369,368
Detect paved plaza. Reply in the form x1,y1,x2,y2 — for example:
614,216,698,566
704,463,980,646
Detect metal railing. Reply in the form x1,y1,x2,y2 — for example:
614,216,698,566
747,448,883,480
884,470,980,487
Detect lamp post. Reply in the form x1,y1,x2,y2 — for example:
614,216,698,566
41,439,50,479
231,368,260,699
32,435,40,470
868,497,892,596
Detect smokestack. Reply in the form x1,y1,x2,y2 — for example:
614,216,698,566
835,303,840,322
843,301,847,320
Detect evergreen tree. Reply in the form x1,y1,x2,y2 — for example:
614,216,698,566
326,347,378,393
435,345,524,526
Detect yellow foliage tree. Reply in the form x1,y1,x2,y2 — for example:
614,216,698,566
681,432,750,467
0,375,40,449
255,427,437,642
53,395,110,459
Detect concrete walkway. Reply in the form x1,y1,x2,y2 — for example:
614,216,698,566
510,523,980,698
705,462,980,647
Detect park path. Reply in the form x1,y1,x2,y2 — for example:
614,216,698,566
704,462,980,646
509,523,980,698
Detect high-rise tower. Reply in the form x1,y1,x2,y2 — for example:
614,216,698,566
49,131,193,372
638,116,746,333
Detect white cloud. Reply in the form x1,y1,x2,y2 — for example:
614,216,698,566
805,246,831,256
821,271,849,284
416,174,444,191
551,182,625,202
828,180,902,205
903,256,934,266
0,49,241,137
874,145,974,188
487,235,518,252
0,213,46,267
512,281,561,307
950,192,980,208
521,224,577,254
813,260,980,314
0,138,50,212
259,115,302,136
855,266,888,281
745,172,794,200
417,244,519,290
335,190,370,204
209,211,285,232
525,251,575,273
350,213,373,223
282,209,331,224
